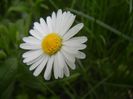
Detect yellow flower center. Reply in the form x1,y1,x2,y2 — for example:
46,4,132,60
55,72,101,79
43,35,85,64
41,33,62,55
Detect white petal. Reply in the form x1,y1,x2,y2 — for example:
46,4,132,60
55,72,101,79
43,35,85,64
57,11,66,32
60,48,75,63
61,49,76,70
53,54,59,79
58,65,63,78
63,38,87,50
29,56,44,71
23,50,42,63
57,9,62,17
75,44,87,50
54,11,66,34
61,55,70,77
40,18,49,34
63,36,87,44
44,55,54,80
62,46,77,55
56,52,65,78
63,43,87,50
75,51,86,59
22,50,43,58
51,12,56,31
62,46,86,59
33,29,44,40
46,16,53,33
59,14,76,36
63,64,70,77
23,36,41,44
26,55,43,65
64,57,76,70
63,23,84,40
20,43,41,50
33,56,48,76
29,29,42,40
57,52,65,69
55,9,62,33
33,22,44,35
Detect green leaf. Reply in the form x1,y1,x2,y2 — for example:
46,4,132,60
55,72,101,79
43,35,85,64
8,5,29,13
0,50,7,60
16,93,29,99
0,58,18,99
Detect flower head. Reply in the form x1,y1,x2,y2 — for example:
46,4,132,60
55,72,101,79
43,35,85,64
20,9,87,80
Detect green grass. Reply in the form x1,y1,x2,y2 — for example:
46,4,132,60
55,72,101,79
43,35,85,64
0,0,133,99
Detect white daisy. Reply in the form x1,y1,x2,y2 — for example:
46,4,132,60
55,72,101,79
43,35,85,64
20,9,87,80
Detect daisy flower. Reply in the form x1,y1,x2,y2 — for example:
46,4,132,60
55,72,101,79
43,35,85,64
20,9,87,80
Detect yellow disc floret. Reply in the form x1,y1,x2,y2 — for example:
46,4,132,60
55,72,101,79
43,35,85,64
42,33,62,55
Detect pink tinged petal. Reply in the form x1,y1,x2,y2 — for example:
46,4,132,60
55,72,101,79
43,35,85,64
29,29,42,40
46,16,53,33
20,43,41,50
22,50,43,58
63,23,84,41
29,56,44,71
44,55,54,80
40,18,49,34
33,56,49,76
23,36,41,45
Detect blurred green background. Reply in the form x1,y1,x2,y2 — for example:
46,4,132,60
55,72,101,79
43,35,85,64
0,0,133,99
